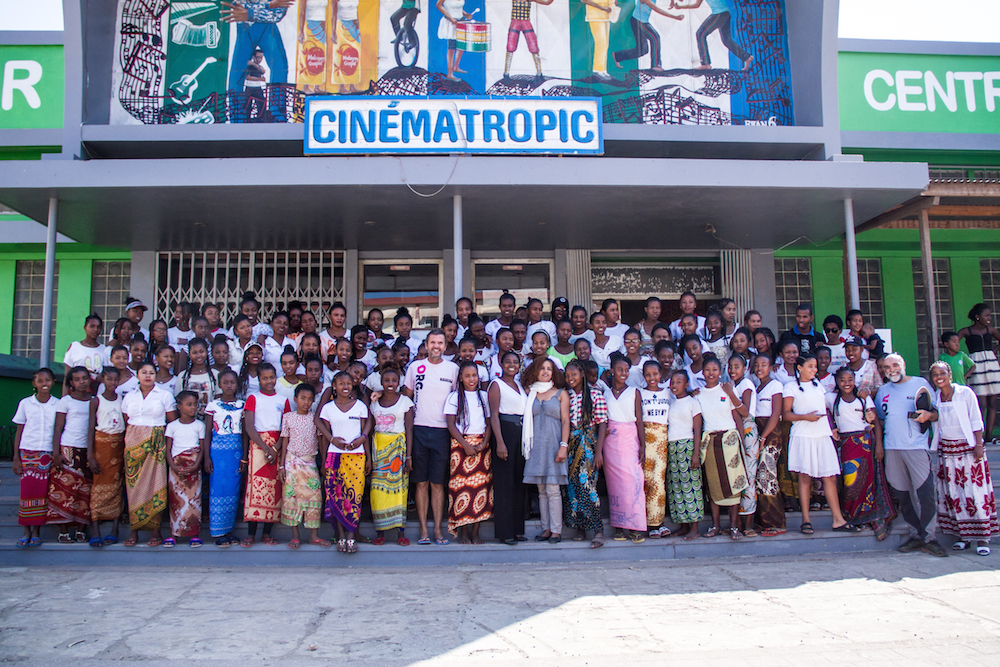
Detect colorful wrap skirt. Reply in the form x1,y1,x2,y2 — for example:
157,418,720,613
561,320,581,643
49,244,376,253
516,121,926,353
563,424,604,534
125,425,167,530
281,455,322,529
448,434,494,536
18,450,51,526
936,438,999,541
47,446,92,525
243,432,282,524
642,422,669,527
604,421,646,531
753,418,785,530
666,438,703,524
325,451,365,532
700,429,747,507
91,431,125,521
738,418,761,516
209,431,244,537
168,448,202,537
370,431,408,531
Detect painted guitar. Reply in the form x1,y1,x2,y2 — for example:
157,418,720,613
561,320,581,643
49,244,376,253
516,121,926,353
167,56,217,105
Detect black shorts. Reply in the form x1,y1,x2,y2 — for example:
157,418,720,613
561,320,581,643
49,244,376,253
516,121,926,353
411,426,450,485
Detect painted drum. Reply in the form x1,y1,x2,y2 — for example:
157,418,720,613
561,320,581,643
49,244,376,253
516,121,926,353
456,22,491,53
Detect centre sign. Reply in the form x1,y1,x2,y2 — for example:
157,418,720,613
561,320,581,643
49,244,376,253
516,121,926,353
304,97,602,155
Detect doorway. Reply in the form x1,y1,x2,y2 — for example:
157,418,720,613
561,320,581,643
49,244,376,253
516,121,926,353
360,260,443,335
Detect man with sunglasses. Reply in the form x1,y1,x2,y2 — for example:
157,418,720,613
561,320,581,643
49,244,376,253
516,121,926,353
822,314,847,373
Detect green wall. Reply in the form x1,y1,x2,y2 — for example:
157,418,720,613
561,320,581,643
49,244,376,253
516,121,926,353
776,228,1000,373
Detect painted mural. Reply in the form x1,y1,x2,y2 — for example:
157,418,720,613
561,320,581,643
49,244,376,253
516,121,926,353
110,0,793,126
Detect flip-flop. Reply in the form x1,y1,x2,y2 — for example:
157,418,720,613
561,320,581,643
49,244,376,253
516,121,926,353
590,536,605,549
288,539,301,549
761,528,785,537
123,537,137,547
89,537,103,548
417,536,432,545
262,536,279,546
703,526,720,538
309,538,332,548
103,535,118,545
148,537,164,547
434,537,449,545
831,524,861,533
15,537,30,549
397,536,410,546
161,538,176,548
241,537,255,548
190,538,203,548
372,536,385,546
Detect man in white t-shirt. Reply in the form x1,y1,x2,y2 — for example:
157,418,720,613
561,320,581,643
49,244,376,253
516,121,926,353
403,328,459,544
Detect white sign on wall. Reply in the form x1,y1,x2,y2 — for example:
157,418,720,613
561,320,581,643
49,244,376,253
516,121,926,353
304,96,602,155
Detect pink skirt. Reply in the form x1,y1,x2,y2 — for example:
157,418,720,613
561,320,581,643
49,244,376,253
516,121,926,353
603,421,646,531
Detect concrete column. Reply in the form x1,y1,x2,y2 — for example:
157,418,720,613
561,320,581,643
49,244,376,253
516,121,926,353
129,251,156,327
564,249,592,309
453,196,463,304
918,208,939,365
720,249,754,319
344,249,359,326
844,198,861,311
749,249,778,329
40,198,58,368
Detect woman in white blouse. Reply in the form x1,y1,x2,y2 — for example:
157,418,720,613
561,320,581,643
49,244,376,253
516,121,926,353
121,361,177,547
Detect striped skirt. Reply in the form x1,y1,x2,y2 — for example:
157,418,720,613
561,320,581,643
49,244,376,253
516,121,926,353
968,350,1000,398
700,429,747,507
18,450,51,526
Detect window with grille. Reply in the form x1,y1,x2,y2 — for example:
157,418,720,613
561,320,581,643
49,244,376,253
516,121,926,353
12,261,58,361
91,261,132,338
155,251,345,328
774,258,812,333
912,258,954,373
982,259,1000,318
857,258,885,328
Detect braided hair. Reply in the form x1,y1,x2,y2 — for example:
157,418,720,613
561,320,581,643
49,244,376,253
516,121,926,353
794,352,819,393
566,359,594,426
454,360,487,432
832,366,859,420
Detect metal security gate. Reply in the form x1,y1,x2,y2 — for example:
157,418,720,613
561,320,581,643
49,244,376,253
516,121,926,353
155,251,345,325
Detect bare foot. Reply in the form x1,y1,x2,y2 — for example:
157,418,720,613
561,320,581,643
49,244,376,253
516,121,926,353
458,535,472,545
742,55,755,71
472,536,484,545
684,531,700,541
454,67,467,74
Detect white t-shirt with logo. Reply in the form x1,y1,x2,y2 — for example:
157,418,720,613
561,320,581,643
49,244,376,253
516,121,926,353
696,384,737,433
639,388,671,425
667,395,701,442
444,390,490,435
755,379,783,419
826,393,874,434
403,359,459,428
319,400,368,454
245,391,289,433
371,395,414,434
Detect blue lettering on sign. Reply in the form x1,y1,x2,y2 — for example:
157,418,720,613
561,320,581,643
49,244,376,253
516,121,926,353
433,110,458,143
482,110,505,142
401,109,431,143
338,110,347,144
571,110,594,143
312,109,336,143
458,109,480,141
535,110,557,142
508,109,531,142
559,109,569,142
379,109,399,143
351,110,376,142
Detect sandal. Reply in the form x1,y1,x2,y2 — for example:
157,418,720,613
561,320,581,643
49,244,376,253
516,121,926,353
831,523,861,533
434,537,449,545
590,535,605,549
613,530,627,541
743,528,758,538
190,538,203,548
240,537,255,548
75,531,88,543
730,527,743,541
417,536,432,545
89,537,103,548
288,539,301,549
648,527,663,539
123,537,137,547
309,538,332,548
800,522,814,535
977,544,991,556
147,537,164,547
952,541,969,551
15,537,30,549
703,526,720,538
162,538,176,548
28,537,43,547
58,533,74,544
346,539,358,554
630,531,645,544
261,536,278,546
215,536,232,548
397,536,410,546
372,536,385,546
761,528,785,537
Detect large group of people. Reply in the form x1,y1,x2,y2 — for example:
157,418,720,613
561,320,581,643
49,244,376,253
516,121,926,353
11,289,1000,557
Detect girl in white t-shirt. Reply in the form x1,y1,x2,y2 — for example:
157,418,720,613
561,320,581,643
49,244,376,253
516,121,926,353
827,366,893,539
63,313,108,395
50,366,97,544
753,354,786,536
457,338,490,388
164,391,206,548
444,361,493,545
174,338,220,418
242,364,289,547
369,366,414,545
204,370,245,546
667,369,703,540
586,312,625,377
782,353,856,535
276,348,302,401
729,353,760,536
91,367,127,544
318,371,372,554
12,368,58,547
154,344,177,395
639,360,672,538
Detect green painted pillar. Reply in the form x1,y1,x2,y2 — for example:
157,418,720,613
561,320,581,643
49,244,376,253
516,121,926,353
0,260,15,355
53,258,93,365
881,256,918,368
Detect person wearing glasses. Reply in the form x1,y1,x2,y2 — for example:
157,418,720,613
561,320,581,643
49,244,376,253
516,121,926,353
821,315,847,374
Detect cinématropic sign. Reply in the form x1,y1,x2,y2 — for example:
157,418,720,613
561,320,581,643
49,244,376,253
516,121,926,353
304,97,602,155
839,51,1000,134
0,45,64,129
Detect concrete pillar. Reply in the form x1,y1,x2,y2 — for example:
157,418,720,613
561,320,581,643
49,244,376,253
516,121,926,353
720,249,754,319
918,208,939,365
40,197,58,368
564,249,592,309
344,249,359,326
750,249,778,329
844,198,861,311
453,195,463,304
129,251,156,327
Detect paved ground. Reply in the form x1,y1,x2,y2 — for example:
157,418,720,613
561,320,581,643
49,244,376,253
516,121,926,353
2,550,999,665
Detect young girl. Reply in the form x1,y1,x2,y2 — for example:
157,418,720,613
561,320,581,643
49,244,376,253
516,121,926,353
682,335,706,390
601,299,629,339
317,371,371,554
128,337,148,375
122,361,177,547
703,311,731,375
510,319,529,365
753,354,786,536
827,366,896,541
320,302,349,360
392,339,411,371
90,367,126,544
329,338,353,374
569,306,590,343
772,340,799,385
623,329,647,388
350,324,378,371
238,291,273,341
781,353,856,535
441,317,460,361
729,327,754,373
242,363,288,547
297,332,323,369
586,312,624,376
815,346,835,394
49,367,96,544
562,360,607,548
276,349,302,400
167,301,195,350
468,315,494,366
445,361,493,545
654,340,677,374
488,351,528,545
63,314,108,395
548,320,576,368
12,368,58,547
636,297,662,356
366,308,394,349
959,304,1000,445
640,360,671,538
521,358,570,543
488,329,516,381
301,357,329,410
729,354,759,537
370,366,413,545
754,327,776,363
228,315,254,372
262,311,292,368
110,345,137,396
279,384,329,548
211,335,231,376
526,331,563,371
174,338,219,417
696,357,748,540
204,370,245,547
237,342,264,399
148,319,170,356
744,310,763,333
154,344,177,394
573,338,592,365
666,370,703,540
603,357,647,543
393,307,422,359
164,391,205,548
203,302,226,339
929,361,998,555
458,338,490,387
526,298,556,342
718,298,739,339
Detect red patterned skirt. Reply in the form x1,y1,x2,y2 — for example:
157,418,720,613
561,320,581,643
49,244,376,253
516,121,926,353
46,446,92,525
243,432,282,523
448,434,494,536
18,450,51,526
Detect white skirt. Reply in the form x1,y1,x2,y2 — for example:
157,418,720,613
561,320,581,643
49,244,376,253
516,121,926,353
788,435,840,478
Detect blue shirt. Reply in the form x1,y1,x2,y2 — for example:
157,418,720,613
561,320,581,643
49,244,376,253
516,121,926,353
705,0,733,14
632,0,653,22
875,377,935,450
